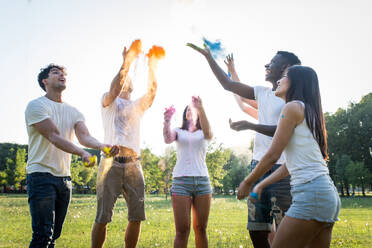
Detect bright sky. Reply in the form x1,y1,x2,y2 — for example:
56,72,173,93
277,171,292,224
1,0,371,155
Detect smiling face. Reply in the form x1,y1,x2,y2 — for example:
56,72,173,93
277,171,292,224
265,54,288,86
186,104,198,122
43,67,66,92
275,72,290,100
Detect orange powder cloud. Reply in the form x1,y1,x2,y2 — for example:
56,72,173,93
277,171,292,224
129,39,142,54
146,45,166,59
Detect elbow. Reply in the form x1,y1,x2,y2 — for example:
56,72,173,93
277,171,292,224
47,133,61,147
205,132,213,140
265,151,281,165
75,134,88,147
222,81,233,91
163,136,172,144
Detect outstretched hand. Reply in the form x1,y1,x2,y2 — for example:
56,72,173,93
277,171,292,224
164,106,176,122
249,184,263,203
101,144,120,157
192,96,202,110
187,43,211,57
123,39,142,67
224,53,235,72
229,118,254,131
147,45,166,70
236,179,253,200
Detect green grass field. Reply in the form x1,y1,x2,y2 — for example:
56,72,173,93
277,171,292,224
0,194,371,248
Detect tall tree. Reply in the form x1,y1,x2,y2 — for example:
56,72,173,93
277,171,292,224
346,160,371,196
159,146,177,200
14,148,27,190
335,154,351,196
222,152,250,194
141,148,162,193
206,141,231,193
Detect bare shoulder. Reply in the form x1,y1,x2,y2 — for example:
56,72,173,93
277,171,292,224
102,92,113,108
281,101,305,124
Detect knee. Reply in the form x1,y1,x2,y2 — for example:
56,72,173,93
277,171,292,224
128,220,141,228
176,224,191,238
193,223,207,235
93,222,108,231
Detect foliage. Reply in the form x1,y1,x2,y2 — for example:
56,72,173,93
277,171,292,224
70,155,95,193
141,148,162,193
325,92,372,195
206,141,231,192
222,152,250,194
159,146,177,198
1,93,372,195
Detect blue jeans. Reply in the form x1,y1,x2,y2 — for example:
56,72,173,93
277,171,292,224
247,160,292,231
27,172,72,248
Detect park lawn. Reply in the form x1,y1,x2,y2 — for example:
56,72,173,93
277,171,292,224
0,194,371,248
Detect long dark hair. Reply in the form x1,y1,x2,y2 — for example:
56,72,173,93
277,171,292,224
180,106,201,130
286,65,328,161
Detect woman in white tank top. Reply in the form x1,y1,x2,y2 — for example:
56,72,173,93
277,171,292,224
237,66,340,248
163,96,213,248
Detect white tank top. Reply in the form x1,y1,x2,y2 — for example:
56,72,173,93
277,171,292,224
172,128,209,178
284,101,329,186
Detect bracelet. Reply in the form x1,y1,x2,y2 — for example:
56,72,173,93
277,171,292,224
249,192,258,199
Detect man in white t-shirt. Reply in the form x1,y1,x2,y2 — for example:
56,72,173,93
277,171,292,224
91,41,164,248
188,43,301,248
25,64,118,248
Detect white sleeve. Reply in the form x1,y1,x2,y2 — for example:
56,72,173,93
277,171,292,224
254,86,266,101
25,100,50,126
72,107,85,124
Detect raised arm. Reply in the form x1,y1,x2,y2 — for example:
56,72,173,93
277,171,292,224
224,54,258,119
138,45,165,112
233,96,258,120
193,96,213,140
241,98,258,109
102,40,142,107
236,102,304,199
163,106,177,144
187,43,255,99
74,122,119,157
33,118,92,163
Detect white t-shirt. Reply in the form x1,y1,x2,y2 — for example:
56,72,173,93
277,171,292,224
172,128,209,178
253,86,285,163
101,95,145,154
25,96,85,177
283,101,329,186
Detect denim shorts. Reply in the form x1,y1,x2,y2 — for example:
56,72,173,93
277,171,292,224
286,174,341,223
170,176,213,197
247,160,292,231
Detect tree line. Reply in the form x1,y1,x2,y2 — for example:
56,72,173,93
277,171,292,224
325,93,372,196
0,141,251,196
0,93,371,196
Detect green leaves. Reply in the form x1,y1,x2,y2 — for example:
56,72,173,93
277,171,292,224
326,92,372,196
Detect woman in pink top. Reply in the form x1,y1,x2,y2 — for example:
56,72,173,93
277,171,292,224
163,96,213,248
